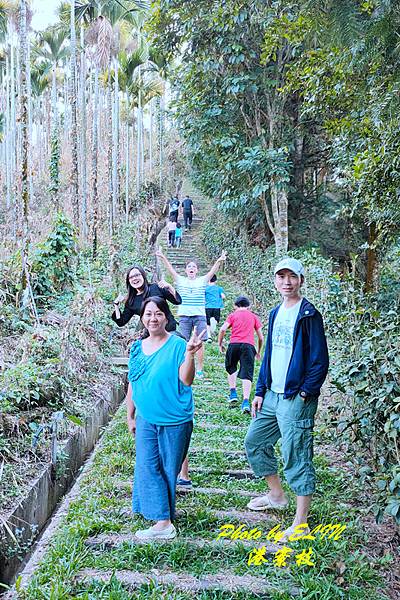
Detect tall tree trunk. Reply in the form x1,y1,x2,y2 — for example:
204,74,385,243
69,0,79,231
112,56,119,228
5,50,11,210
79,25,88,237
125,91,130,223
50,64,60,209
18,0,30,295
158,94,164,192
26,34,34,206
10,32,16,208
107,74,113,236
149,97,153,179
136,69,143,195
365,222,379,293
92,65,100,257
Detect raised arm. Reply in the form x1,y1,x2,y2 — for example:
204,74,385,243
204,250,227,283
179,327,206,385
155,247,179,281
111,301,135,327
157,280,182,305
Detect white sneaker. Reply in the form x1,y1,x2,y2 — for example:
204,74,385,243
135,523,176,540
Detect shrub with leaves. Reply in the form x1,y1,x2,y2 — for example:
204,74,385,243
31,213,77,303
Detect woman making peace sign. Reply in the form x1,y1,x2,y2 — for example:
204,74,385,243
126,296,205,540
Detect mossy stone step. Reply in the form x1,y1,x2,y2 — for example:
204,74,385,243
189,447,247,458
189,466,254,479
77,568,297,596
84,532,279,552
116,506,278,525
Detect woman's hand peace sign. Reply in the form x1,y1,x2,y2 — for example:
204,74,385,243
186,326,206,356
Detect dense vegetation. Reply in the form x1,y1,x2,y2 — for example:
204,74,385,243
149,0,400,287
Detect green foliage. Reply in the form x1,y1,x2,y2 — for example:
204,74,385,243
329,305,400,524
0,358,62,413
282,0,400,276
149,0,318,250
31,213,76,303
49,130,60,197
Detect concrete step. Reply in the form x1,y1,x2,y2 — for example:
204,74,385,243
77,568,295,596
189,466,255,479
84,533,279,551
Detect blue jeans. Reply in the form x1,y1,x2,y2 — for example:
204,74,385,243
244,390,318,496
133,415,193,521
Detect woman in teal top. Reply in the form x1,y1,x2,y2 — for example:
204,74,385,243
126,296,205,540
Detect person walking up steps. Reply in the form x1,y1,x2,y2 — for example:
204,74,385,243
218,296,263,414
167,219,177,247
167,196,180,222
205,274,226,340
175,222,183,248
182,194,194,230
244,258,329,542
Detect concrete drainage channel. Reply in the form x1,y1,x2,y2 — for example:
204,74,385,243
0,383,125,592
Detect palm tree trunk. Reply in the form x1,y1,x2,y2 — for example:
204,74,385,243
125,91,130,223
107,74,113,236
18,0,30,296
149,97,153,179
112,56,119,230
158,94,164,191
69,0,80,232
5,50,11,210
92,64,99,257
10,32,16,197
79,24,88,238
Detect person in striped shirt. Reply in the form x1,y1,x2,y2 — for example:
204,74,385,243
155,248,227,378
156,247,227,491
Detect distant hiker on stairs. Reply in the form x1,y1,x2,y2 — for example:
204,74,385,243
182,194,194,230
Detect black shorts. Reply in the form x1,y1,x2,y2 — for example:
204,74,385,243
205,308,221,325
225,343,256,381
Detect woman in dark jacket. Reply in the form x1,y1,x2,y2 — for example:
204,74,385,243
112,265,181,332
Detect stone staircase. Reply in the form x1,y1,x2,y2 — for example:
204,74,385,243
160,189,208,273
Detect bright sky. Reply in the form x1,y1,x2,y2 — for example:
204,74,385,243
31,0,59,32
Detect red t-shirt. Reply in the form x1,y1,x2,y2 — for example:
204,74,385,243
226,310,262,346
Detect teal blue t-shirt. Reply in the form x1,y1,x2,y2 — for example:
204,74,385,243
205,284,225,309
128,335,193,426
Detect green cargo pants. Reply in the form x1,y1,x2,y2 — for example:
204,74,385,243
244,390,318,496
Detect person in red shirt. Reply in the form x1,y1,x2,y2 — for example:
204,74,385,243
218,296,263,414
